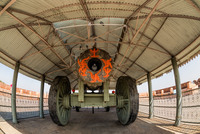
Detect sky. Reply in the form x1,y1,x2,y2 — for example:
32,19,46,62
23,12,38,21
0,63,50,94
137,55,200,93
0,55,199,93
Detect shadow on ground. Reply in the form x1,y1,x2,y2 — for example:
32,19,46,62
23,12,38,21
8,108,172,134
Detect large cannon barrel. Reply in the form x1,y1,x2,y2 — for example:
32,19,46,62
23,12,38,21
77,48,113,87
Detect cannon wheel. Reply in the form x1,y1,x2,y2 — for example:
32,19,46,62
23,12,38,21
116,76,139,125
48,76,71,126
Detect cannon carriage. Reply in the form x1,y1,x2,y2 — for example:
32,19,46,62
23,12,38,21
48,47,139,126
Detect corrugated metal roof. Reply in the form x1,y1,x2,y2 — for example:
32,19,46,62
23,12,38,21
0,0,200,89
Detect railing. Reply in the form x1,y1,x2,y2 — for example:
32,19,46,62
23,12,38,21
139,88,200,124
0,90,49,120
1,87,199,124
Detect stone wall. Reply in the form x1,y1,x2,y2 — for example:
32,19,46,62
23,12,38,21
139,88,200,124
0,82,48,98
139,81,197,97
0,82,49,120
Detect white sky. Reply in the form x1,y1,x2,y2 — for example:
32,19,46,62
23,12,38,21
0,55,199,93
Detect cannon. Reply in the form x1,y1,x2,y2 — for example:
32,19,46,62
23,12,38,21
48,47,139,126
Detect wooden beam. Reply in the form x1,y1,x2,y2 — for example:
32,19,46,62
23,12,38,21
23,39,170,58
58,29,87,41
79,0,96,42
113,19,128,63
44,55,70,75
52,40,170,54
0,22,51,32
127,25,172,56
113,0,153,73
1,56,53,82
186,0,200,13
52,13,200,24
113,0,162,77
55,23,125,30
46,63,76,75
79,0,92,21
133,17,169,62
6,11,68,66
0,0,16,16
19,30,53,60
126,0,152,23
124,18,152,65
109,0,151,63
130,13,200,21
137,34,200,84
33,1,165,17
0,48,53,82
4,7,51,23
117,53,147,73
93,26,125,40
123,17,169,75
118,0,162,67
52,29,73,61
16,28,68,75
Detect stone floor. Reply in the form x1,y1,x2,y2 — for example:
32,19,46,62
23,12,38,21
0,108,199,134
138,112,200,134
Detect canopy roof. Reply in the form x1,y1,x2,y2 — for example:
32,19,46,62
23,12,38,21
0,0,200,89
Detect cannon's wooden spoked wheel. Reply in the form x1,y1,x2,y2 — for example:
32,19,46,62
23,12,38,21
116,76,139,125
48,76,71,126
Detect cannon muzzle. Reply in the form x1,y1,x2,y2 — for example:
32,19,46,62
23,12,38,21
77,48,113,87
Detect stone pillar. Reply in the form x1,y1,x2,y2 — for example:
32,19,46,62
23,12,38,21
171,56,182,126
11,61,20,123
40,74,45,118
147,72,153,119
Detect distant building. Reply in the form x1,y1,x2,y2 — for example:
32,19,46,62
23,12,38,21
0,82,48,98
139,80,199,97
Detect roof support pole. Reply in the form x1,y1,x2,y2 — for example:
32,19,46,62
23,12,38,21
171,56,182,126
147,72,153,119
11,61,20,123
39,75,45,118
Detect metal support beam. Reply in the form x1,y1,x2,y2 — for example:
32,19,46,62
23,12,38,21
11,61,20,123
6,11,68,67
171,57,182,126
0,0,16,16
147,72,153,119
39,75,45,118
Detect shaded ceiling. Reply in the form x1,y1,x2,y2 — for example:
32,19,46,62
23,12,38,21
0,0,200,89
